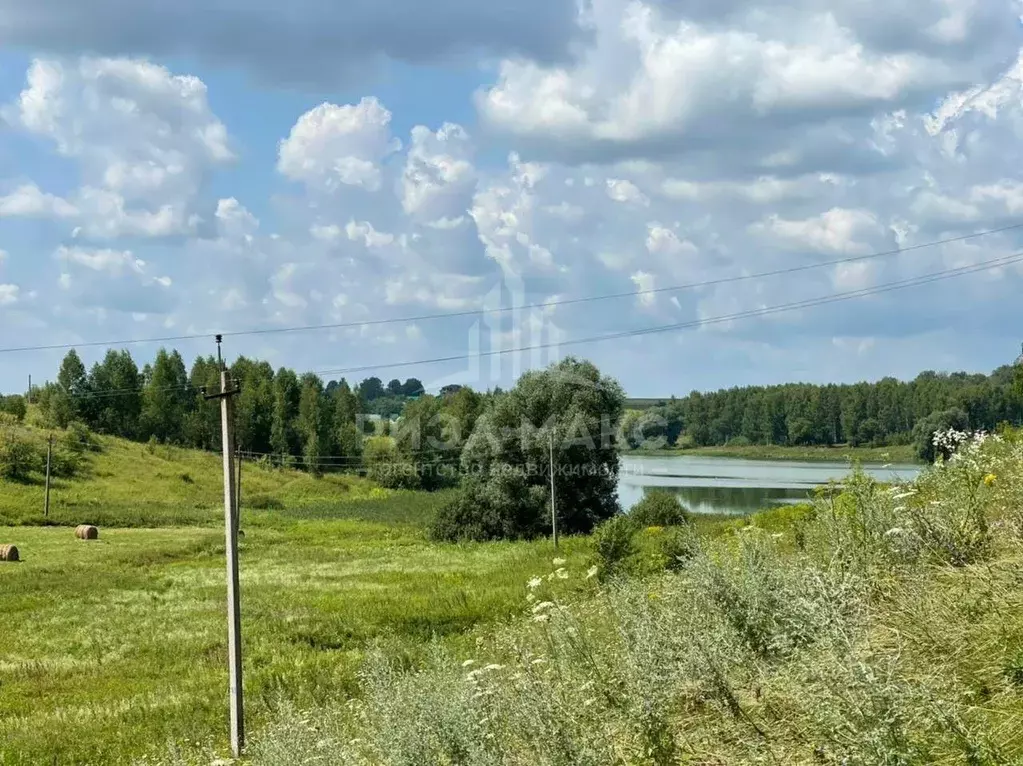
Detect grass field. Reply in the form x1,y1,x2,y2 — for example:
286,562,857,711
5,422,1021,764
624,442,920,463
0,426,601,763
0,514,594,763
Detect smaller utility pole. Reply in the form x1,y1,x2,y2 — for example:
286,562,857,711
549,430,558,549
43,434,53,518
235,453,243,527
203,335,244,758
27,375,32,404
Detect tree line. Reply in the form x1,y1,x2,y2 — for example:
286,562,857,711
623,365,1023,456
18,348,431,473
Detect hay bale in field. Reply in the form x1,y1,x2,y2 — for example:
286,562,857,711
0,544,19,562
75,524,99,540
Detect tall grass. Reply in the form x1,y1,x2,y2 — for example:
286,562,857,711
230,432,1023,766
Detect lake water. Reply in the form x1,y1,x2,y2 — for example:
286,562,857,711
618,455,922,516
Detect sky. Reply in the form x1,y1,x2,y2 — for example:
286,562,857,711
2,0,1023,398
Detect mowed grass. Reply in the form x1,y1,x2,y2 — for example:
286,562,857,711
0,427,592,763
0,517,590,764
0,433,447,528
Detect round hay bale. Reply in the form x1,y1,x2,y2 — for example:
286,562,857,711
75,525,99,540
0,544,20,562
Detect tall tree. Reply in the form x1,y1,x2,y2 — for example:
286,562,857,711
87,350,142,438
48,349,89,427
402,378,425,397
435,357,625,541
140,349,190,443
358,377,386,402
270,368,301,463
298,373,327,476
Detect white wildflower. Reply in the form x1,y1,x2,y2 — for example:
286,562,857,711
483,664,505,672
555,567,569,580
533,613,550,623
532,601,556,614
586,565,599,580
530,658,547,666
462,659,476,668
526,576,543,590
552,558,566,567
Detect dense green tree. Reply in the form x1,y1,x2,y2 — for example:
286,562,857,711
298,373,328,476
402,378,425,396
45,349,89,427
232,358,275,454
358,377,386,402
183,356,221,451
140,349,190,443
87,350,141,438
332,380,362,462
386,379,404,396
434,357,625,541
270,368,301,463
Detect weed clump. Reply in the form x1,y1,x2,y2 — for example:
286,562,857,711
630,490,689,527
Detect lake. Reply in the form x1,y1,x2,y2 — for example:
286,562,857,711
618,454,922,516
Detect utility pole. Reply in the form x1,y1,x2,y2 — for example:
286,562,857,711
43,434,52,518
27,375,32,404
203,335,244,758
236,453,242,526
549,430,558,549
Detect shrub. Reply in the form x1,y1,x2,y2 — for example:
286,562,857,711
630,491,689,527
912,408,969,463
65,421,101,453
659,525,700,571
0,430,42,481
726,435,751,447
430,470,547,542
592,514,637,580
49,444,84,478
364,436,422,490
0,395,27,421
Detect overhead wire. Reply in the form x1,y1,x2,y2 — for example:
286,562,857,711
32,249,1023,399
2,221,1022,355
312,250,1023,377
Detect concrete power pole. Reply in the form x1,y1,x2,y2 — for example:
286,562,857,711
203,335,244,757
549,430,558,549
43,435,53,518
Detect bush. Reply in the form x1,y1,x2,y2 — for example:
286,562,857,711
364,436,422,490
659,525,700,571
0,395,27,421
912,408,969,463
726,435,751,447
0,431,42,481
630,491,689,527
65,421,101,453
49,444,84,478
430,470,547,542
592,514,637,580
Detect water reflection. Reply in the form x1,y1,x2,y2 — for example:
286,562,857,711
617,455,921,516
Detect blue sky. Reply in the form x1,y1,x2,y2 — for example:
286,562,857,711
2,0,1023,398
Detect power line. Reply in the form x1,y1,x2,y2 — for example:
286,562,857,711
312,251,1023,377
27,249,1023,399
2,222,1021,356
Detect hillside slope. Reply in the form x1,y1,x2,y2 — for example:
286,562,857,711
0,421,412,527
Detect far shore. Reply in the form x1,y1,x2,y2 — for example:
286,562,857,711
620,443,921,464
